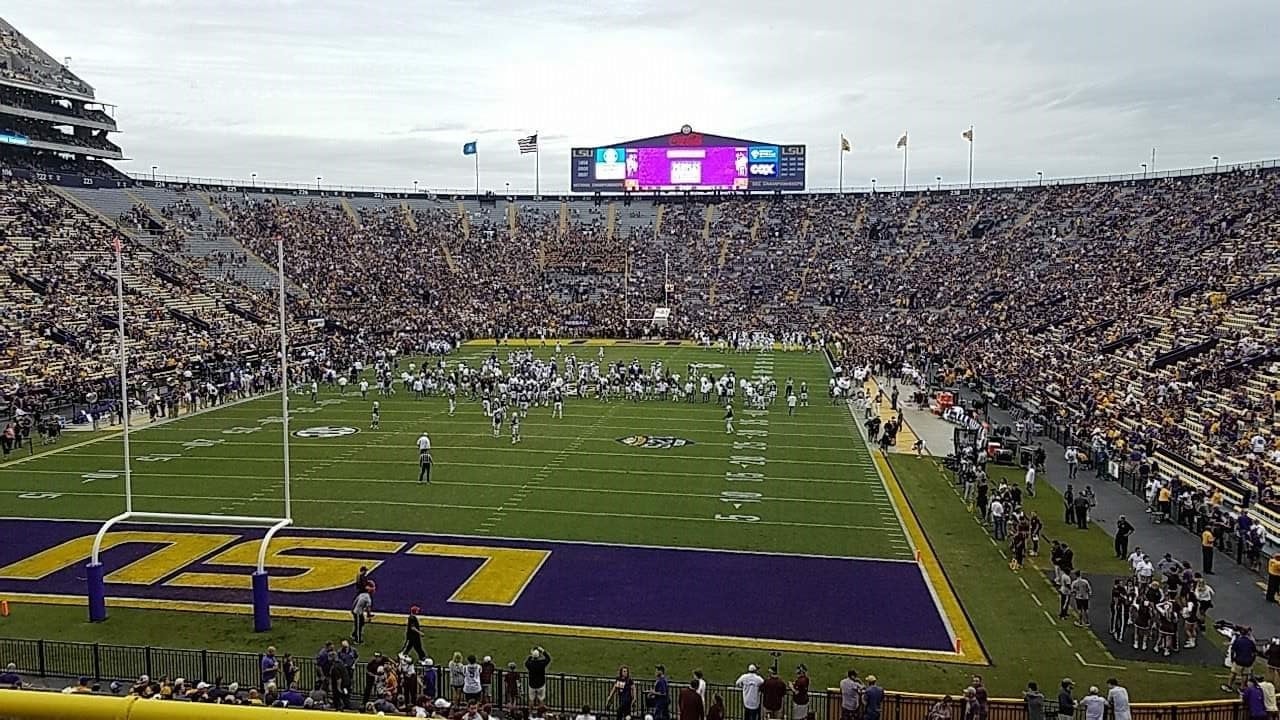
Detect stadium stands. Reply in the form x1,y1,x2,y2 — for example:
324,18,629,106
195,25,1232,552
2,166,1278,512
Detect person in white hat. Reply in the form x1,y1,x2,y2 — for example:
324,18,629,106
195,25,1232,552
735,664,764,720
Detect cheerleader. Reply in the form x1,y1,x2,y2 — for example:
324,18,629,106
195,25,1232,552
1156,600,1179,656
1182,598,1200,649
1109,580,1130,641
1133,601,1154,651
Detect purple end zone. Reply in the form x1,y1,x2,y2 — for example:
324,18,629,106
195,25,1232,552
0,519,952,652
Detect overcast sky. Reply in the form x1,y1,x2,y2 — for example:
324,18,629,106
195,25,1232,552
5,0,1279,192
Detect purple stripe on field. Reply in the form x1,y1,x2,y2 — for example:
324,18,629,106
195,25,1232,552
0,519,952,651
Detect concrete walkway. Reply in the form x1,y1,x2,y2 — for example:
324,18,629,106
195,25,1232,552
876,376,1280,641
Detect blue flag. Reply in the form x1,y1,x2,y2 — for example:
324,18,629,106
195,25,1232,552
462,141,477,156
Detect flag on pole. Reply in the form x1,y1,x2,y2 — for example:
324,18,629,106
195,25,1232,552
840,134,851,152
962,127,973,142
517,134,538,154
896,133,908,149
462,141,478,155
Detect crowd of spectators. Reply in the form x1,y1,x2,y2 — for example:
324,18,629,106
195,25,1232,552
4,167,1279,500
0,19,93,96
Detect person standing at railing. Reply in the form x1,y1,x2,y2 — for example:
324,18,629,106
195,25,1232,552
735,664,764,720
525,646,552,708
679,678,705,720
1055,679,1075,720
863,675,884,720
838,670,863,720
1105,679,1130,720
1080,686,1105,720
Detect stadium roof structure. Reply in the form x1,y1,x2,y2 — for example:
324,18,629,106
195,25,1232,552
0,16,96,101
597,125,779,148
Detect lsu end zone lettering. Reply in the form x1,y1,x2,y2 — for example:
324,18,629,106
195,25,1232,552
0,519,980,662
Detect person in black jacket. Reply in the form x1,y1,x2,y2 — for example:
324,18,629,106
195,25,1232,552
525,646,552,706
1115,515,1135,558
1056,679,1075,720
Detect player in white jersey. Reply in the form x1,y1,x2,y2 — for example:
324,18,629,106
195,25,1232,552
724,404,734,434
447,384,457,416
482,397,492,417
510,414,521,444
552,388,564,418
491,406,504,438
417,432,432,483
359,379,369,399
371,401,380,429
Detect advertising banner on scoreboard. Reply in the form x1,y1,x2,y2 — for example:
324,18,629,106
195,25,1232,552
571,127,805,192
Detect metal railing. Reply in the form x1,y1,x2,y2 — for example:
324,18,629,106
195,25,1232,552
119,158,1279,199
0,638,1246,719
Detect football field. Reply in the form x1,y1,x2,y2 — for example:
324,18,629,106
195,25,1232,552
0,343,976,662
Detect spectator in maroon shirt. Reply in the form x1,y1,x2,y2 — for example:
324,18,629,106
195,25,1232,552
761,669,788,720
678,678,705,720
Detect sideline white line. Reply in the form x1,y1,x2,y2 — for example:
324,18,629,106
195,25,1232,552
0,392,268,470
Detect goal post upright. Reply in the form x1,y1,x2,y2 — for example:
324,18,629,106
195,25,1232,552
86,236,294,632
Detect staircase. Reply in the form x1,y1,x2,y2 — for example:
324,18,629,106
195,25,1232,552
654,205,665,235
606,203,617,241
339,197,361,227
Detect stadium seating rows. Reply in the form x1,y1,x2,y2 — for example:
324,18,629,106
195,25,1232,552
1,169,1278,504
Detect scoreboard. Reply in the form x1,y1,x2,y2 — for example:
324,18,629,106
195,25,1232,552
571,126,806,192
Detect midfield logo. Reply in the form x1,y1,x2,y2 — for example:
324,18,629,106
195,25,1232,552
616,435,694,449
293,426,360,438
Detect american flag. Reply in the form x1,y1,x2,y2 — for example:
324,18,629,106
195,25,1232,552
517,134,538,154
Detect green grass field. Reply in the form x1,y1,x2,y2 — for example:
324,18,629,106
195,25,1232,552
0,344,1233,699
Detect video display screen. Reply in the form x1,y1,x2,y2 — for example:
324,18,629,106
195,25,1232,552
571,135,804,192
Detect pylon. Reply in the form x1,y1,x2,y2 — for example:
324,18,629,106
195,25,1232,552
1,600,9,617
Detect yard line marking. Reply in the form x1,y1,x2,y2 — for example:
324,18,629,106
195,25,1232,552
1030,594,1042,607
1018,577,1030,590
1074,652,1126,670
1043,610,1058,626
1057,630,1073,647
31,448,854,467
4,466,885,488
1145,668,1191,676
0,488,895,532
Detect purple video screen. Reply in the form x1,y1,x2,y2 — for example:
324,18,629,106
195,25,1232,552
625,147,749,190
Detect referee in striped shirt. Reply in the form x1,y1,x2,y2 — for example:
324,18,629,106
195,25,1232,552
417,432,433,483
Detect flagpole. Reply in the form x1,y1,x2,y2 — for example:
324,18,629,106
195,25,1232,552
114,238,132,513
474,152,479,196
535,132,541,196
838,146,844,194
902,141,908,191
967,125,974,190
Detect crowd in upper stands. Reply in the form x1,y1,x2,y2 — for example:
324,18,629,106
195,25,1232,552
1,165,1278,503
0,19,93,96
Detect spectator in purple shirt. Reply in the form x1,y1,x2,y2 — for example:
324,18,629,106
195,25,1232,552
0,663,21,687
261,645,279,688
1243,678,1267,720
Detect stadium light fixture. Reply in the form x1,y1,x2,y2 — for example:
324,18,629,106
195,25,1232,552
1141,163,1147,179
251,172,257,187
1037,171,1043,186
316,176,322,190
935,175,941,191
413,180,419,194
150,165,156,181
1212,156,1220,172
870,178,876,193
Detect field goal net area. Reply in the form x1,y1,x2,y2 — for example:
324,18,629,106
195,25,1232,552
626,306,671,327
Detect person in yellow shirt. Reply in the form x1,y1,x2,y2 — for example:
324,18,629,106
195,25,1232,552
1202,529,1216,575
1267,553,1280,603
1158,485,1173,523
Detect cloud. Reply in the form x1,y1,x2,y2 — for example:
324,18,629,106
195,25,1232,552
3,0,1276,192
